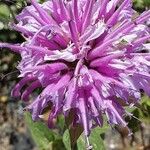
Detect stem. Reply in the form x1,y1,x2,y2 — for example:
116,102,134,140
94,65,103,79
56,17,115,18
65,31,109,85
71,142,78,150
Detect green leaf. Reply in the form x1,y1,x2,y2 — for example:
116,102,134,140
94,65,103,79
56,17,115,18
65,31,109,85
50,139,66,150
63,130,71,150
25,112,55,150
57,115,65,133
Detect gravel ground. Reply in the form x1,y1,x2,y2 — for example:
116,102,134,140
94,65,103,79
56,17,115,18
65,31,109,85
0,83,36,150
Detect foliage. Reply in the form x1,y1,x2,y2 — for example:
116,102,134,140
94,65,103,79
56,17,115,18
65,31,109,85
25,112,66,150
126,95,150,133
133,0,150,12
25,112,108,150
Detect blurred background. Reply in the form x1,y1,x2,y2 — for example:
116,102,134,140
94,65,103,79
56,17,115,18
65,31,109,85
0,0,150,150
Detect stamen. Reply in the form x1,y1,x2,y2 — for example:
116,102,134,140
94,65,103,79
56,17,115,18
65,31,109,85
86,136,93,150
0,71,19,81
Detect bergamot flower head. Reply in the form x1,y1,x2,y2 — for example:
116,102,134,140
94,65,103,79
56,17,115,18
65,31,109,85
0,0,150,147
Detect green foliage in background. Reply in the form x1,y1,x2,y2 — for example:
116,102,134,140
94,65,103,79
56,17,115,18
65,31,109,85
133,0,150,11
126,95,150,133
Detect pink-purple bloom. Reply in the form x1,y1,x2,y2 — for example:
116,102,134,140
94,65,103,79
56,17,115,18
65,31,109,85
0,0,150,146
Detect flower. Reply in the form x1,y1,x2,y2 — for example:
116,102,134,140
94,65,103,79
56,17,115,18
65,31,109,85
0,0,150,147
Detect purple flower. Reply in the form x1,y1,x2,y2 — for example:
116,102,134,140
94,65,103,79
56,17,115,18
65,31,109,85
0,0,150,146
